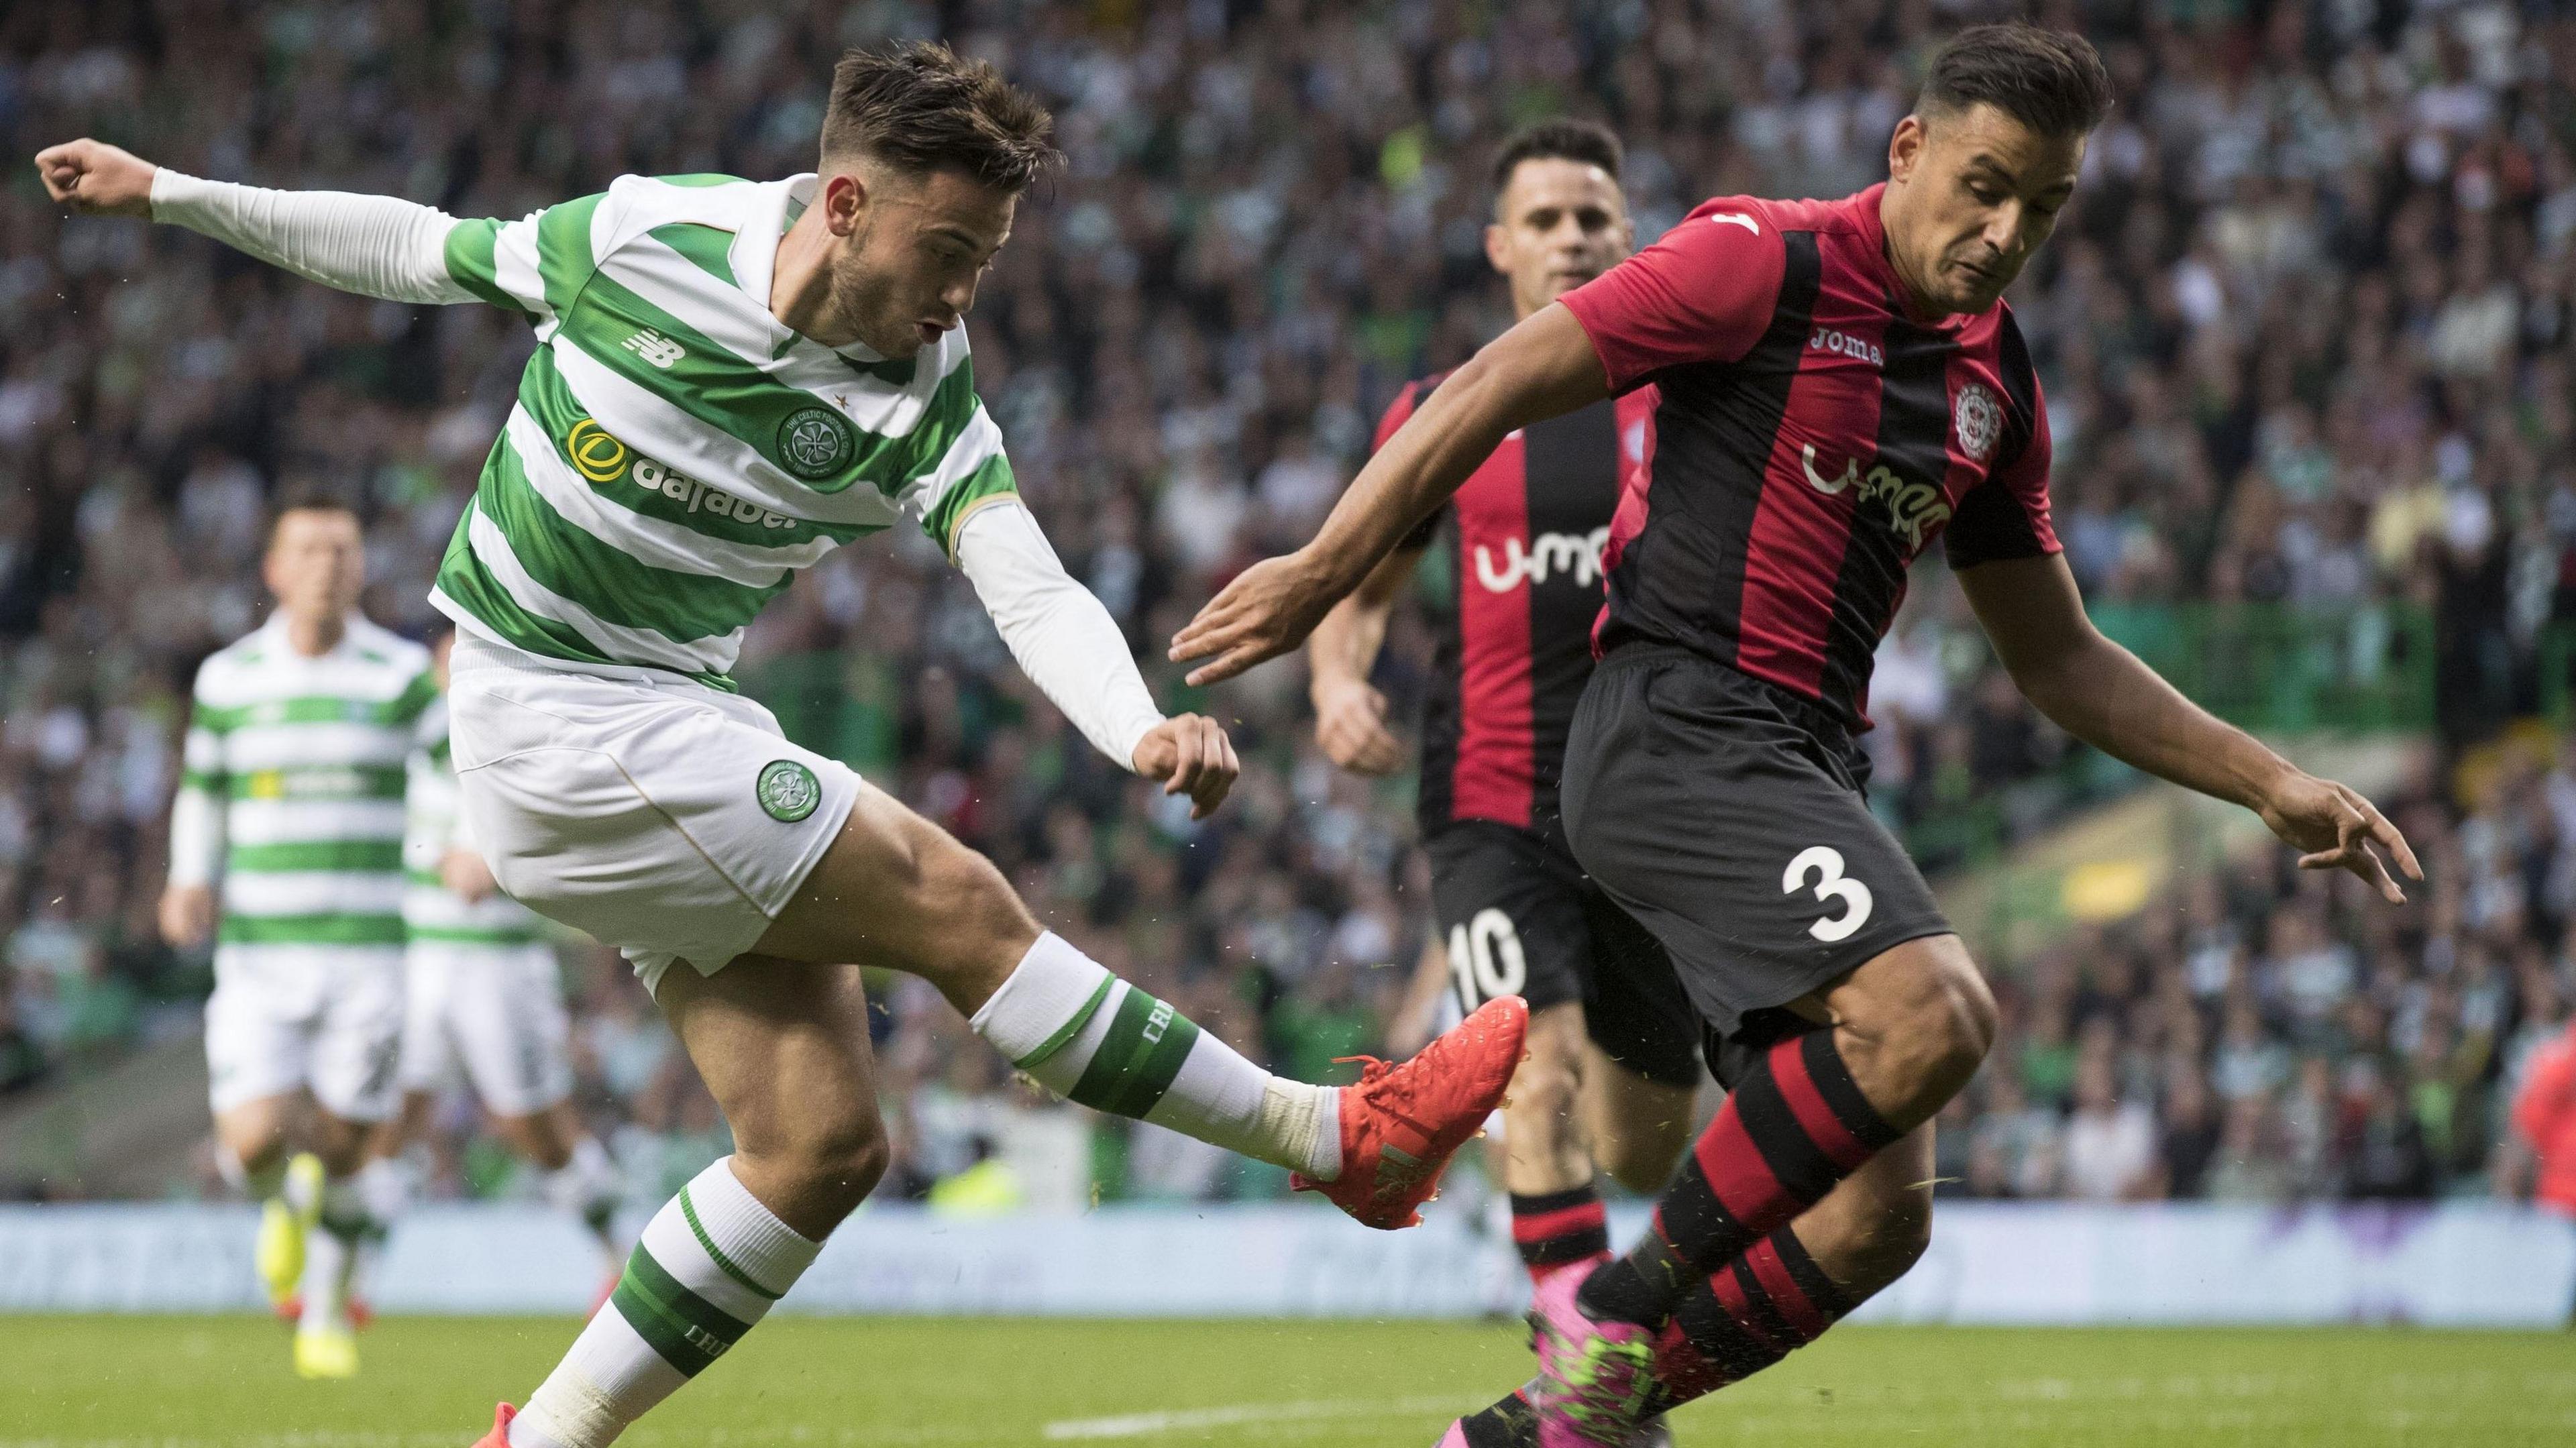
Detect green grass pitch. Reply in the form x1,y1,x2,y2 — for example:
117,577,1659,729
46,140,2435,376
3,1317,2571,1445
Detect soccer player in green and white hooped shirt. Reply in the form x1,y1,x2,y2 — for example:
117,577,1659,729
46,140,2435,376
158,496,435,1382
43,43,1528,1448
367,631,625,1290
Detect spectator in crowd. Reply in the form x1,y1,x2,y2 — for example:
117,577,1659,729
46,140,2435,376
4,1,2576,1211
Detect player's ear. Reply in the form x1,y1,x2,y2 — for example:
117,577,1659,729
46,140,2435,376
1483,220,1511,276
822,170,867,236
1888,114,1927,182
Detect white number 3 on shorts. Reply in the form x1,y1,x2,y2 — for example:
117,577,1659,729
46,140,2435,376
1782,845,1874,943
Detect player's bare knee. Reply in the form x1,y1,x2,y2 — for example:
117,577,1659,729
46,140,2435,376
754,1111,889,1224
1841,943,1992,1110
1914,947,1996,1080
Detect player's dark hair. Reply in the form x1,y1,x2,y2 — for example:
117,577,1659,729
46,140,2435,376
266,482,358,543
1919,24,2112,138
1489,119,1623,195
822,40,1061,192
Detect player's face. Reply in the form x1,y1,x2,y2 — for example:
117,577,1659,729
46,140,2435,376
263,508,364,626
1485,157,1632,319
827,165,1018,357
1883,103,2083,316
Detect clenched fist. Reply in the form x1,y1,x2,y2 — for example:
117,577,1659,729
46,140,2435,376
1130,714,1240,820
34,138,158,217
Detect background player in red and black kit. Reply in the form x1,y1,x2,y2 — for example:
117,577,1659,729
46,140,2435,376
1179,25,2424,1446
1305,122,1699,1294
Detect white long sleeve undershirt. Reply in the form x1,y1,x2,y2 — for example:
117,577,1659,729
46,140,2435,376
165,784,224,889
953,501,1166,772
148,170,472,305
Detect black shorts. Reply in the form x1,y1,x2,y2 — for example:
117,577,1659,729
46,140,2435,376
1562,645,1953,1088
1424,818,1703,1089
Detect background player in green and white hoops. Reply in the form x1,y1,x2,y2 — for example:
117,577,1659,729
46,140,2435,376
42,42,1527,1448
158,496,434,1381
373,632,624,1283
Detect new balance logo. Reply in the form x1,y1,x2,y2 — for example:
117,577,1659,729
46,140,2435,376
1473,528,1612,592
623,329,685,368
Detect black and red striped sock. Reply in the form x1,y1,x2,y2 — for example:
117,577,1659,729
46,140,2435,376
1577,1028,1897,1328
1650,1227,1853,1402
1452,1383,1540,1447
1509,1184,1609,1286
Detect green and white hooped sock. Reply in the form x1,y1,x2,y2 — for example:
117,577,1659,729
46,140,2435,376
512,1158,818,1448
971,932,1342,1180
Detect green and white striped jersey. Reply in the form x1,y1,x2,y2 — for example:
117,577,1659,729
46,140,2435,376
402,697,546,948
171,614,437,956
427,172,1020,688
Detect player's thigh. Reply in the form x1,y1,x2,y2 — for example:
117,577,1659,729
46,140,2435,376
394,946,457,1100
751,778,1038,1009
441,945,576,1118
308,952,407,1132
205,953,319,1127
445,659,861,991
1564,652,1950,1046
654,953,885,1176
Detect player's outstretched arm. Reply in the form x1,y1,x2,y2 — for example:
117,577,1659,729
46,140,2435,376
1305,543,1424,775
34,137,475,306
952,500,1238,818
1960,553,2424,903
1171,302,1609,685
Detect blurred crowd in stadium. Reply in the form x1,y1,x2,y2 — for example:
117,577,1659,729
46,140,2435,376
3,0,2576,1211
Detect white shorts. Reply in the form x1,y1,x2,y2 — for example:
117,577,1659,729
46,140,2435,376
399,940,575,1116
444,640,860,996
205,946,407,1122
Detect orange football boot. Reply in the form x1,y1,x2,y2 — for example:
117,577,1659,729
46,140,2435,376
1294,995,1529,1229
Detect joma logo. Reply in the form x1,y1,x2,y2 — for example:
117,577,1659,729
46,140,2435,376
1807,327,1882,368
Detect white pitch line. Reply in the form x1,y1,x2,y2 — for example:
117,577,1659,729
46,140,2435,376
1042,1396,1480,1441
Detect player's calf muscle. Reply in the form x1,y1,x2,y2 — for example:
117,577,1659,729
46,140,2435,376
661,960,888,1233
1792,1127,1935,1298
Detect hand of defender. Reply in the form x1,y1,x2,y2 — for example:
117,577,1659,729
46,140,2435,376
34,138,157,217
1312,675,1403,776
1169,553,1336,686
2257,771,2424,904
1132,713,1240,820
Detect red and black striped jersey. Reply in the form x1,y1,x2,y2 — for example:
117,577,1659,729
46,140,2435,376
1559,184,2059,732
1380,376,1657,833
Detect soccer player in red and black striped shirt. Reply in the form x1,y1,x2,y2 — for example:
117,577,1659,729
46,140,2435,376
1305,123,1700,1304
1178,25,2420,1447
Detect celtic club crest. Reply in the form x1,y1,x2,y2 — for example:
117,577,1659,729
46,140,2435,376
777,406,854,481
1953,382,2002,464
756,759,822,822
